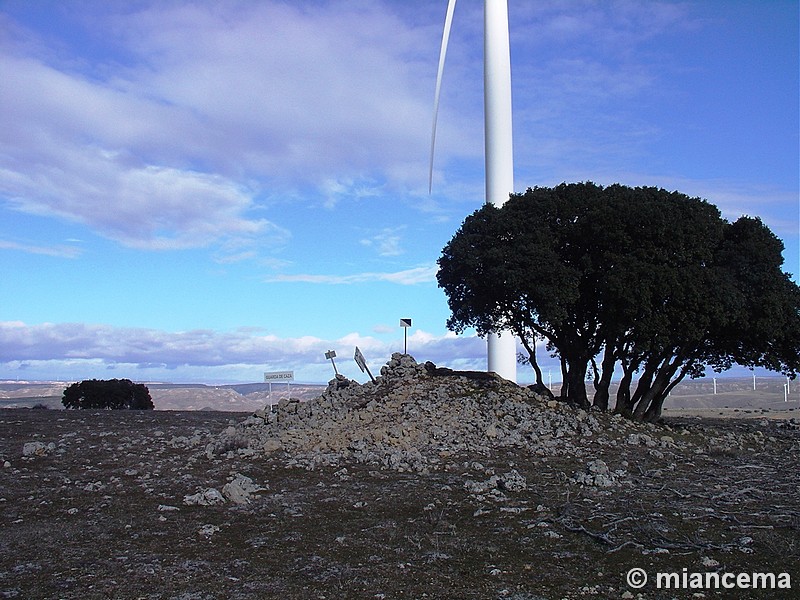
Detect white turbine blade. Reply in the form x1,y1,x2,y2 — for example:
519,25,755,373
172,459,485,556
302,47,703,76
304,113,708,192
429,0,458,194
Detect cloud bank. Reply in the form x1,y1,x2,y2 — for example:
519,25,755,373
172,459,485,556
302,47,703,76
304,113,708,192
0,1,438,258
0,321,493,383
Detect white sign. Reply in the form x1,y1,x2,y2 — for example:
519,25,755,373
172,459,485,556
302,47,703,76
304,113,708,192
400,318,412,328
264,371,294,382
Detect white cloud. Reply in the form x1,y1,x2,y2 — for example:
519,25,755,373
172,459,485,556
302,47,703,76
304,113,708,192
0,321,322,368
0,112,281,251
521,1,690,47
319,177,385,210
267,264,437,285
0,239,82,258
0,1,436,253
106,1,435,180
0,55,287,252
360,227,406,257
380,265,439,285
0,320,505,383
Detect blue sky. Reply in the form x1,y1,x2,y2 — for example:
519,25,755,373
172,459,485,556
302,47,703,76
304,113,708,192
1,0,798,384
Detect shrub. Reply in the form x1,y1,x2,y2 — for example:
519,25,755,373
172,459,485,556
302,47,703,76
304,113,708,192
62,379,154,410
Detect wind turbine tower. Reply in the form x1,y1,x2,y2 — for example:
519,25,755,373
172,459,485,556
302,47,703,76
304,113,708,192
431,0,517,382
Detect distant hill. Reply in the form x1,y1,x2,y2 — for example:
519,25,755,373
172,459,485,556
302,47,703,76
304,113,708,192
0,376,795,414
0,381,327,411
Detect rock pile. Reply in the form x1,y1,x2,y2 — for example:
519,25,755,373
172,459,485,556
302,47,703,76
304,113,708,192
21,441,56,458
184,473,267,506
571,459,626,488
208,353,655,473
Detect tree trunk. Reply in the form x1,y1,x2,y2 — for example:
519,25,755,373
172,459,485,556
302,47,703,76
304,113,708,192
639,375,672,421
643,394,666,422
643,362,691,422
564,358,590,409
592,343,617,411
614,364,634,416
633,354,681,421
628,359,657,418
633,381,661,421
519,334,544,387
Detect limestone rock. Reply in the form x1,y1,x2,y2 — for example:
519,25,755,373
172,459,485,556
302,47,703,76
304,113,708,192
263,439,283,454
572,459,626,488
22,441,55,457
184,488,225,506
222,473,266,505
499,469,527,493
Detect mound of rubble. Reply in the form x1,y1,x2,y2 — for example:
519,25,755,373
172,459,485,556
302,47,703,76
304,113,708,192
208,353,661,473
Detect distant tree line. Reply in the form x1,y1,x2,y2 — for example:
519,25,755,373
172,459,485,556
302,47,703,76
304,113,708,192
62,379,154,410
437,183,800,422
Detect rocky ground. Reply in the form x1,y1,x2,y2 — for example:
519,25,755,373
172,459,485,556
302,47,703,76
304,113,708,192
1,355,798,599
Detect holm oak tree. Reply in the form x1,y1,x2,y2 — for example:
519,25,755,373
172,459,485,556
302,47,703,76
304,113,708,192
437,183,800,422
62,379,154,410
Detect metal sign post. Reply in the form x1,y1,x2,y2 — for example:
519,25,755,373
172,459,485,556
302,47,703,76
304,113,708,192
325,350,339,376
400,318,412,354
264,371,294,405
353,346,376,383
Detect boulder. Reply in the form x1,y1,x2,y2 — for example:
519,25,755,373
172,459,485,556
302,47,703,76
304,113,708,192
222,473,266,505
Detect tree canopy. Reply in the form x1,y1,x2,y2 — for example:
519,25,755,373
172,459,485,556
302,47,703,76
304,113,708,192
62,379,154,410
437,182,800,422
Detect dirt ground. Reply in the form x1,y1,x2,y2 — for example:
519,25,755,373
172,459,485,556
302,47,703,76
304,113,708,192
0,408,797,599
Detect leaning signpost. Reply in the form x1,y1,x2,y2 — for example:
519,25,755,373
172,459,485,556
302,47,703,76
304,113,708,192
264,370,294,405
324,350,339,376
353,346,376,383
